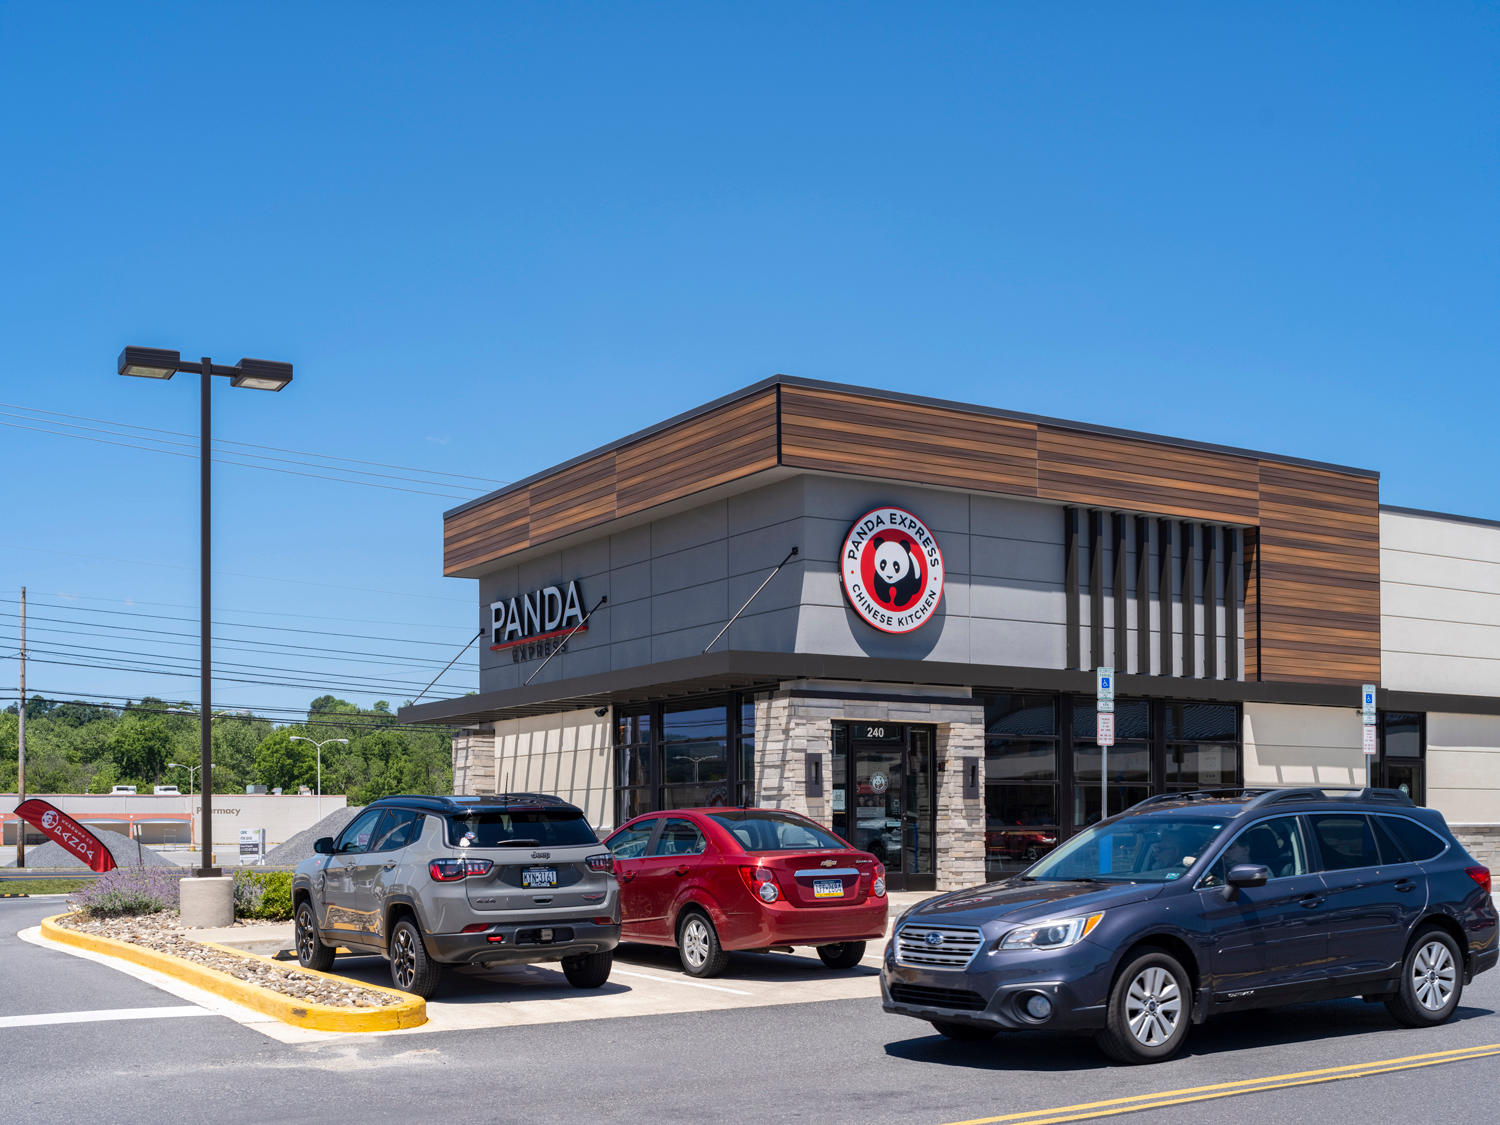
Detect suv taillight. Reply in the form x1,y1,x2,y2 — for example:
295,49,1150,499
429,857,493,882
1467,866,1491,894
738,865,781,904
586,853,614,874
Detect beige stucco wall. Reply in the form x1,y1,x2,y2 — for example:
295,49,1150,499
1242,703,1365,788
1426,712,1500,825
487,708,613,830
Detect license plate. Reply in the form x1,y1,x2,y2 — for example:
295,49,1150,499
522,867,558,888
813,878,845,898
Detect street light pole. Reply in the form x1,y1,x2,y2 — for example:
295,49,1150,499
199,356,213,876
118,346,291,904
289,736,348,822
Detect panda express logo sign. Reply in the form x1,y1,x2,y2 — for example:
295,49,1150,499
840,506,945,633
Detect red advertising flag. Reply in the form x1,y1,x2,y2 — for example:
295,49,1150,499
13,799,117,873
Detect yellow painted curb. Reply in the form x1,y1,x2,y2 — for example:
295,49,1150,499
41,914,426,1032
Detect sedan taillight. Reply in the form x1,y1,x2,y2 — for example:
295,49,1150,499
1467,866,1491,894
586,853,614,874
739,865,781,903
428,857,493,882
873,863,887,898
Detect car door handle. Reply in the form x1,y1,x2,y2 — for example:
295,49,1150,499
1394,879,1415,893
620,871,636,883
1300,894,1324,908
382,863,396,871
674,865,691,877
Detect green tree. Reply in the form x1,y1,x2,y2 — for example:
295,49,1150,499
254,729,316,792
110,719,173,785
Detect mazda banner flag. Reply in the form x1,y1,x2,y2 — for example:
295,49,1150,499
13,798,117,872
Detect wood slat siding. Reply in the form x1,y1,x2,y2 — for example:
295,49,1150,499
441,379,1380,685
1254,462,1380,685
779,385,1039,493
442,389,778,575
1037,427,1260,524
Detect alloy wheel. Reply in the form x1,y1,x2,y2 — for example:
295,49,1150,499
296,908,315,961
681,917,710,969
392,927,416,990
1412,940,1457,1011
1124,965,1182,1046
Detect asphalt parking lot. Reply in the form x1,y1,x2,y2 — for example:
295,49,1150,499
8,894,1500,1125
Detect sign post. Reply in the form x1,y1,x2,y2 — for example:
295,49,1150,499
1096,668,1115,821
1362,684,1378,786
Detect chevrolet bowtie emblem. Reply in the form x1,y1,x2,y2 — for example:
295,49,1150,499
821,859,838,867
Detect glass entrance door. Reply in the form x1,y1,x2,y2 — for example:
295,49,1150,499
832,722,936,891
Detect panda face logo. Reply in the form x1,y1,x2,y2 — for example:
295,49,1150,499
840,506,945,634
870,535,923,610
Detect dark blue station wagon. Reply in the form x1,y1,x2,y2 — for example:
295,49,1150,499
882,787,1498,1063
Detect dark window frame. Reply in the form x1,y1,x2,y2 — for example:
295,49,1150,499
613,693,757,825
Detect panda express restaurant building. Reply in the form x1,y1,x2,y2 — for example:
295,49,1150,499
402,377,1500,891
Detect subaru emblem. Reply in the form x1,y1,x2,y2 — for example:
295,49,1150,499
924,931,944,947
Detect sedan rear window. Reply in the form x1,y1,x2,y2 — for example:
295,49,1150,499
708,811,847,852
446,809,598,848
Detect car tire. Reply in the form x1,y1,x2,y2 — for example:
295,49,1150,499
294,901,335,972
1096,950,1192,1064
676,910,730,978
389,917,442,998
930,1019,998,1042
816,942,867,969
562,951,613,989
1385,927,1464,1028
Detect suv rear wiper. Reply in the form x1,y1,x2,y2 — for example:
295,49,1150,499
485,838,543,847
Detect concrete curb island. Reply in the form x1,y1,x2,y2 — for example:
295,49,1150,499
40,914,427,1032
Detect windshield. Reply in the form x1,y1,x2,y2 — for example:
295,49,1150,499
1024,816,1225,883
445,809,598,848
708,811,849,852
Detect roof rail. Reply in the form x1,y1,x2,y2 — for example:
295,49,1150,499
1124,789,1258,812
369,792,580,812
1242,786,1416,811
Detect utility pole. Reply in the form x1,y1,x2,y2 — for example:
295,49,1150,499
16,586,25,868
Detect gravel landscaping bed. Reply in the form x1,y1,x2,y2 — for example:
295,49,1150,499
54,912,402,1008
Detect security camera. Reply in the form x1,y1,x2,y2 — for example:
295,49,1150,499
594,706,609,717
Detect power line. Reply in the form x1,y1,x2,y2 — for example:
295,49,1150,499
17,641,475,692
3,625,479,671
0,406,490,492
0,417,478,500
20,656,475,697
0,607,475,649
0,399,510,484
2,686,468,724
1,694,457,733
0,588,465,631
0,546,471,605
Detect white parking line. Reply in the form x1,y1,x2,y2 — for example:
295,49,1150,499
0,1005,213,1029
612,969,753,995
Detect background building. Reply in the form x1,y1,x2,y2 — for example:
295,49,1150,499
404,378,1500,890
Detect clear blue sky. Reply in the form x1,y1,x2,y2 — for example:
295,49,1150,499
1,2,1495,718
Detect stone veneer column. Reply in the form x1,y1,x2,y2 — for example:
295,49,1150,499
751,682,986,892
452,725,497,795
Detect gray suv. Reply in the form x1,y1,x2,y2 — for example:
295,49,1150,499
883,787,1498,1063
292,793,620,997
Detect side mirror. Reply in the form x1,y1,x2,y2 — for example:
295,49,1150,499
1227,863,1270,888
313,836,335,855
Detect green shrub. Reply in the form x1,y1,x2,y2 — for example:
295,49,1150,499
233,870,294,920
69,867,187,918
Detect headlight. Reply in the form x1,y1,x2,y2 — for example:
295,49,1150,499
997,912,1104,951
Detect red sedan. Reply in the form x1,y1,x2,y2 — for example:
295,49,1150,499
602,808,888,977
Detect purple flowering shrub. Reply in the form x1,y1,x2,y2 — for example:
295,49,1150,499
68,866,189,917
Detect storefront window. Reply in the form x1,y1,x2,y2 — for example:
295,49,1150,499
613,696,755,825
1073,700,1149,824
1163,702,1239,791
662,703,730,807
983,694,1060,879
